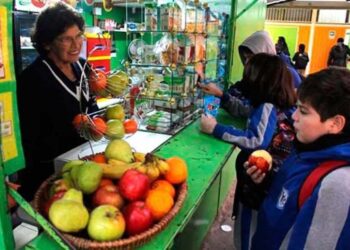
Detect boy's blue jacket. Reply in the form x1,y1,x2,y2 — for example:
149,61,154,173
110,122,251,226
251,141,350,250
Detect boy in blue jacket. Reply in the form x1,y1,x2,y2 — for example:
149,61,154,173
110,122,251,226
247,68,350,249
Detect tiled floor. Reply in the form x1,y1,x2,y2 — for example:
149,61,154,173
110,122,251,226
201,181,236,250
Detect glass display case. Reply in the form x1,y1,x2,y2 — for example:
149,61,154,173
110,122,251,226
94,0,225,134
13,11,38,76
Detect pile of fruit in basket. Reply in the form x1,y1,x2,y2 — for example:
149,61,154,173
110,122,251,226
42,138,188,242
72,104,138,141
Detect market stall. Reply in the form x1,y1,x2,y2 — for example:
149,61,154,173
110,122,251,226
18,110,244,249
0,0,268,248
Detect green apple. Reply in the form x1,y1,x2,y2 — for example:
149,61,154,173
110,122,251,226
87,205,126,241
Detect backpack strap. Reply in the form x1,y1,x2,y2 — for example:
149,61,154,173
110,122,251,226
298,160,349,209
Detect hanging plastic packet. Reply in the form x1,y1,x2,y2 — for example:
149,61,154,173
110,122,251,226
204,95,220,117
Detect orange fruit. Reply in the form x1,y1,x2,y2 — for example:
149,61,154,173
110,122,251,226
72,114,89,130
164,157,188,184
145,190,174,221
151,180,176,198
89,70,107,92
91,117,107,135
123,119,138,134
91,154,107,163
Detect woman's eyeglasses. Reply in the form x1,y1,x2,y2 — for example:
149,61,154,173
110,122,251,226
56,32,85,47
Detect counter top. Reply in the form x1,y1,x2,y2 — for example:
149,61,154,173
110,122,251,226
138,111,245,249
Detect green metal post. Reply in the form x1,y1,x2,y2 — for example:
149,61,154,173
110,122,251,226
225,0,238,89
0,161,16,249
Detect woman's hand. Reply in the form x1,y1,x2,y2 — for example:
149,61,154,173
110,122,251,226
200,114,217,134
198,83,223,97
244,162,266,184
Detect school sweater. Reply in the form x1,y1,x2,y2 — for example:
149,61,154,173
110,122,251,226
251,134,350,250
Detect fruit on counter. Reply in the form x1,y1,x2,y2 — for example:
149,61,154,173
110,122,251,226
92,184,125,209
106,71,129,97
49,189,89,233
70,162,82,188
75,161,103,194
135,154,169,182
72,114,89,130
123,201,153,236
90,117,107,140
123,119,138,134
61,160,85,173
43,190,66,216
91,154,107,163
145,190,174,221
150,180,176,198
155,157,170,175
105,119,125,139
87,205,126,241
98,178,114,188
133,152,146,162
164,157,188,184
104,139,134,163
48,179,71,197
119,169,150,201
106,104,125,121
98,160,141,179
89,70,107,94
136,163,160,183
247,150,273,173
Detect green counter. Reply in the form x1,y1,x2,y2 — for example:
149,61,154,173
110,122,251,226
26,111,245,250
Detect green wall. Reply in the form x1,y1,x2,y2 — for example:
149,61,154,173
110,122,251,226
228,0,267,84
265,25,298,56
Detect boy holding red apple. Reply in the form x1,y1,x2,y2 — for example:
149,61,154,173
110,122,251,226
246,68,350,249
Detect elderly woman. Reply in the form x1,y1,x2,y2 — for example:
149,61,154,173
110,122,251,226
17,2,97,200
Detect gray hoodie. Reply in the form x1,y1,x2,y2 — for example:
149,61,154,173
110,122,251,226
239,30,276,55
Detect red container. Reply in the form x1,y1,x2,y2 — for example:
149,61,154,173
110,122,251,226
86,35,111,57
88,58,110,73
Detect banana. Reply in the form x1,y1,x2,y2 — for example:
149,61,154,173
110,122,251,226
108,159,129,166
156,159,170,175
135,164,147,174
133,152,146,162
147,165,160,182
134,153,161,181
97,161,141,179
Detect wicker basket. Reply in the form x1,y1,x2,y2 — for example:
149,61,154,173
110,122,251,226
33,163,187,249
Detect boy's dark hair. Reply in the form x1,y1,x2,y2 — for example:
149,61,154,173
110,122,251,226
298,44,305,53
298,68,350,134
241,53,296,109
31,2,85,56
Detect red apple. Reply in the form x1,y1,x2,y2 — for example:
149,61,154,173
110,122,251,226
92,184,124,209
123,201,153,236
87,205,125,241
98,178,114,188
119,169,150,201
248,150,273,173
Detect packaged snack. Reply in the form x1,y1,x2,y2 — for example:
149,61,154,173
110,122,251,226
204,95,220,117
153,34,180,65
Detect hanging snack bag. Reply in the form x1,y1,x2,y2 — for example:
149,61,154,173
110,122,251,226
204,95,220,117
